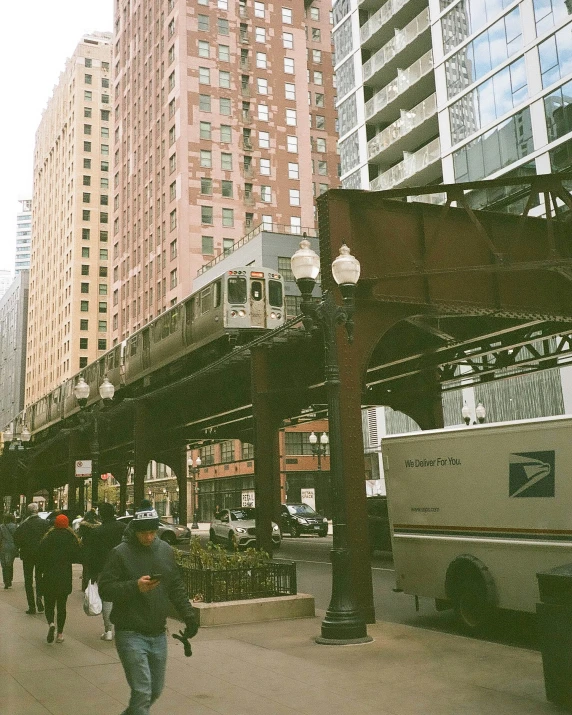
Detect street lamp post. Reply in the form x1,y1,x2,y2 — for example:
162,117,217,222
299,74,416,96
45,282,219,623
291,238,371,645
309,431,329,471
462,401,486,426
74,376,115,508
187,454,202,529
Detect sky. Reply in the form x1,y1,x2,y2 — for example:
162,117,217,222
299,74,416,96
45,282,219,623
0,1,113,275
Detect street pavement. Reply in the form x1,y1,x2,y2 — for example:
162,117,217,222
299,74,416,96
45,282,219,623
1,553,568,714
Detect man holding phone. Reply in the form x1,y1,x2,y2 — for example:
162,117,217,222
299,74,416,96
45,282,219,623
98,504,198,715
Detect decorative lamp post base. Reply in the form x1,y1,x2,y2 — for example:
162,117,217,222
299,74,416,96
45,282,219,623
316,635,373,646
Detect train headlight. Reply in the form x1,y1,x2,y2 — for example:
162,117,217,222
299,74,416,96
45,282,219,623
270,312,276,319
238,309,246,317
231,310,237,317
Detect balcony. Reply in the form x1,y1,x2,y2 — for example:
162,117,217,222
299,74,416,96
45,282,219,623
360,0,424,52
367,93,437,166
365,49,434,126
362,7,431,89
369,136,441,191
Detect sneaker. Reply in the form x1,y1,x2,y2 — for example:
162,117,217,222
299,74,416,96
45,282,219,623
100,630,113,641
56,634,64,643
47,624,55,643
26,608,36,615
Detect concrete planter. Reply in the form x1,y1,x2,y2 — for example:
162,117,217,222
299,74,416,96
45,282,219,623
191,593,315,627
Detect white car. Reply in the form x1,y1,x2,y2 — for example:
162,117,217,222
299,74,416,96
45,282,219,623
209,508,281,549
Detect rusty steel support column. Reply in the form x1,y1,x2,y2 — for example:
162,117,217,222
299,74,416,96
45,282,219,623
67,432,78,515
163,446,188,528
133,404,151,508
251,346,282,555
337,334,376,625
119,465,129,516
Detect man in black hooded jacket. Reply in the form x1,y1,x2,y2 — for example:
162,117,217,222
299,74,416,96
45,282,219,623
98,505,198,715
13,503,49,614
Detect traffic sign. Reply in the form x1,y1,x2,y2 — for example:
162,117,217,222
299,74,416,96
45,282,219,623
75,460,92,478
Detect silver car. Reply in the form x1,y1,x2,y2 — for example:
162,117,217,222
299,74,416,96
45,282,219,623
117,515,191,545
209,508,281,549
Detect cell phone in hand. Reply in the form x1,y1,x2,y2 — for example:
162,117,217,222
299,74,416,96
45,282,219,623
148,573,162,581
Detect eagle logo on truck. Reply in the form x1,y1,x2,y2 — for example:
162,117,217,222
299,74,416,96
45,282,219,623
509,451,555,498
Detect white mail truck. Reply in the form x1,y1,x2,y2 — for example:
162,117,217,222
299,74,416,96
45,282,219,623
382,415,572,629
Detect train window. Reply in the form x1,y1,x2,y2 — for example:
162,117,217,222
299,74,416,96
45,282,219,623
201,287,212,314
192,296,200,320
108,350,115,370
130,336,138,356
213,281,221,308
228,276,246,304
251,281,263,301
155,320,163,342
185,299,193,326
171,308,179,332
268,279,283,307
162,315,170,338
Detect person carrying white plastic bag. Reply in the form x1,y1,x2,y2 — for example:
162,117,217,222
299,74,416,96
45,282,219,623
84,579,102,616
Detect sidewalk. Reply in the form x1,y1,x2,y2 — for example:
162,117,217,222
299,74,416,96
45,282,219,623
0,560,566,715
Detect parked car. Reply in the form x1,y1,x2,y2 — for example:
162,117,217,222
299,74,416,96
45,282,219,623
280,503,328,537
209,508,281,549
117,515,191,545
366,495,392,553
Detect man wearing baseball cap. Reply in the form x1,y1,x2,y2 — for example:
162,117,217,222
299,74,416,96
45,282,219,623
98,502,198,714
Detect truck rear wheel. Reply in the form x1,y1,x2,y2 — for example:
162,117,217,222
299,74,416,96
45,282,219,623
453,576,492,631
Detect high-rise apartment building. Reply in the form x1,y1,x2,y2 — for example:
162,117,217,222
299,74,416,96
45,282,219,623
0,271,29,428
15,199,32,274
26,33,113,406
111,0,338,342
333,0,572,204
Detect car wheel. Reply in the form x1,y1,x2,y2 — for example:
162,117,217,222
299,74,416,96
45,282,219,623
209,529,217,544
291,523,300,538
161,532,176,545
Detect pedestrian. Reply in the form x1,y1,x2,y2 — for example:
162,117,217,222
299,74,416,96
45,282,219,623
84,502,126,641
37,514,82,644
99,504,199,715
78,509,101,589
171,507,179,525
0,514,18,588
13,503,49,614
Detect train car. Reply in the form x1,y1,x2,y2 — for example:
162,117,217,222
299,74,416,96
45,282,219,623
123,267,284,386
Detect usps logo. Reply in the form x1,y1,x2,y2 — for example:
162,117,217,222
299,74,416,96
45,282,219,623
509,451,555,498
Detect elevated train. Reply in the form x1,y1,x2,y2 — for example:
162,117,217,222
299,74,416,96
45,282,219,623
22,267,285,438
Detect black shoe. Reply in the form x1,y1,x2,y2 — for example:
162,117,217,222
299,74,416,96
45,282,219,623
47,624,55,643
26,608,36,615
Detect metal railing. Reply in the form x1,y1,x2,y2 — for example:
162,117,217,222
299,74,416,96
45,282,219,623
370,136,441,191
177,554,297,603
360,0,411,45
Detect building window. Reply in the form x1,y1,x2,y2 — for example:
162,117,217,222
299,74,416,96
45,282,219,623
170,268,178,289
219,70,231,88
310,7,320,20
201,177,213,195
289,189,300,206
168,71,175,90
198,14,210,31
259,130,270,148
101,160,109,171
169,153,177,173
202,235,214,254
199,66,210,84
283,32,293,49
285,83,296,100
99,284,108,295
84,107,92,117
254,1,265,18
83,192,91,203
242,442,254,459
316,93,324,107
82,247,90,258
288,162,299,179
81,282,90,294
315,115,325,130
100,212,109,223
198,40,209,58
100,194,109,205
316,137,326,152
220,97,231,115
256,52,267,69
284,57,294,74
200,149,212,167
101,109,110,121
311,28,321,41
220,124,231,142
168,45,175,64
313,71,323,85
318,160,328,175
290,216,302,234
170,181,177,201
201,206,213,224
98,302,107,314
258,103,269,121
84,141,92,152
84,123,92,135
99,320,107,332
81,264,90,276
85,58,92,68
84,90,92,101
170,209,177,230
199,94,211,112
99,266,108,277
261,185,272,202
98,339,107,350
221,440,235,462
200,444,216,465
260,158,271,175
282,7,293,24
80,357,88,368
80,301,89,312
218,18,229,35
278,256,295,281
222,180,233,197
80,319,89,330
170,239,178,259
219,44,230,62
285,432,317,455
257,78,268,94
286,108,297,126
222,208,234,226
82,210,91,221
255,27,266,43
221,152,233,170
85,73,92,84
82,228,90,240
287,136,298,153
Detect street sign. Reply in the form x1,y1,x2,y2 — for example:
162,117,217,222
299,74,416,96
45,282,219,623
75,460,92,478
241,490,255,507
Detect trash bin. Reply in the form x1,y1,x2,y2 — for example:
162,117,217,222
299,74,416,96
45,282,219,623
537,562,572,710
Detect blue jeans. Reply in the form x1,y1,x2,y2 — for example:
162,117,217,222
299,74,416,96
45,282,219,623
115,631,167,715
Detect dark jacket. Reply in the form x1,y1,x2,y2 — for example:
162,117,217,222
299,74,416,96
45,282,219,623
0,522,17,560
85,518,126,581
37,527,82,597
98,531,195,636
13,515,49,561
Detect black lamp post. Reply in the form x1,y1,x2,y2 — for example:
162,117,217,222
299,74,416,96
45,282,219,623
187,453,202,529
2,422,32,451
309,431,329,471
291,238,371,645
74,376,115,508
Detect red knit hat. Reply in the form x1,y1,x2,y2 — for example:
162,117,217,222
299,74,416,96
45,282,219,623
54,514,69,529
